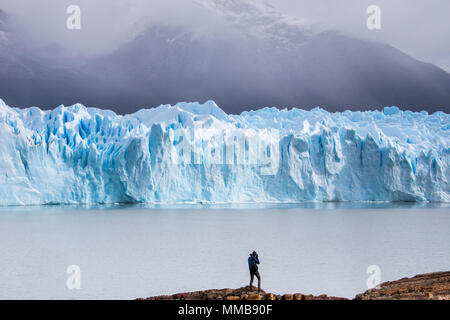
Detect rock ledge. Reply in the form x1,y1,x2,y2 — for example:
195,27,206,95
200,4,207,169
356,271,450,300
139,271,450,300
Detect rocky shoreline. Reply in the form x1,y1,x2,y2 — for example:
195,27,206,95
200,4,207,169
138,271,450,300
356,271,450,300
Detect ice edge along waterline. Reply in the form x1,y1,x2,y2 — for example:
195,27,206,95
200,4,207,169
0,98,448,205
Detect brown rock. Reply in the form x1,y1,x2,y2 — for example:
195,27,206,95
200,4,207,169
356,271,450,300
223,289,233,295
265,293,275,300
247,293,262,300
139,271,450,301
293,293,304,300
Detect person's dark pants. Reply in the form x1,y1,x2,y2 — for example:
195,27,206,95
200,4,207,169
249,270,261,291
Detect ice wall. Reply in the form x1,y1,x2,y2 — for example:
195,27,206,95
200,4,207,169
0,98,448,205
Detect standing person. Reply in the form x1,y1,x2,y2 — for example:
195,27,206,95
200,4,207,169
248,251,261,292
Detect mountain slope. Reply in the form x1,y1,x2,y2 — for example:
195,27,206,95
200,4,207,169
83,26,450,114
0,1,449,113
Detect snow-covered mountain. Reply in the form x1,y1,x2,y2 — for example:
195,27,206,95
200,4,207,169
0,0,450,113
192,0,313,43
0,98,448,205
0,10,13,61
0,9,8,40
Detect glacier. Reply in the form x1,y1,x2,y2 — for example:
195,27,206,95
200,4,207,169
0,97,448,205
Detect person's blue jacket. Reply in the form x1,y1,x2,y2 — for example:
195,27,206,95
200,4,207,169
248,254,259,271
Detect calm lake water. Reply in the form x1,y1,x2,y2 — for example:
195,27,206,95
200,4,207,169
0,203,449,299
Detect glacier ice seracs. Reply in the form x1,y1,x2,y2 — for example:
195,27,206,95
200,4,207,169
0,97,448,205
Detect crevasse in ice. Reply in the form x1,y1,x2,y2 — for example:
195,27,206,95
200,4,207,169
0,98,448,205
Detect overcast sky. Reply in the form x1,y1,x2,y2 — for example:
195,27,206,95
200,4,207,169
1,0,449,71
276,0,450,71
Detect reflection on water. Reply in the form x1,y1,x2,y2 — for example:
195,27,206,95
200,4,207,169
1,201,448,212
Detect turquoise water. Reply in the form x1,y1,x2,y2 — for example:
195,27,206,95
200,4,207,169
0,203,449,299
